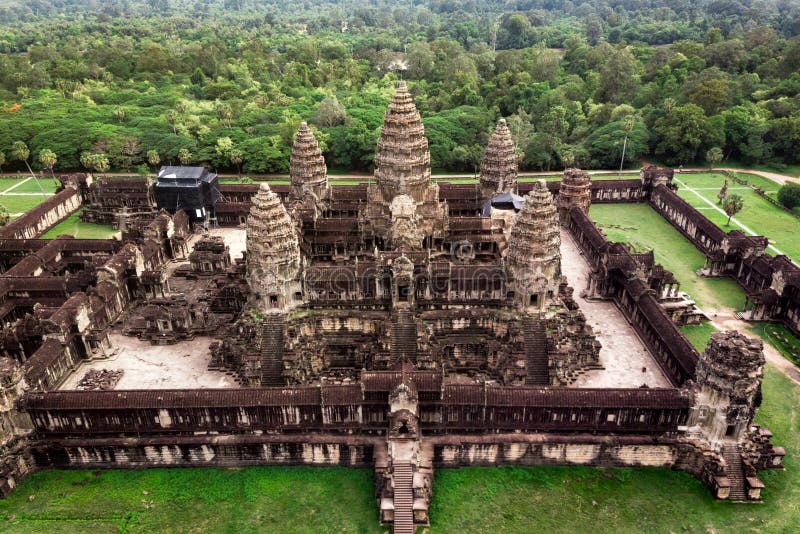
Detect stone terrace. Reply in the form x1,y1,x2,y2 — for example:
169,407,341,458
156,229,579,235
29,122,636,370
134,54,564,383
59,332,238,390
559,229,671,388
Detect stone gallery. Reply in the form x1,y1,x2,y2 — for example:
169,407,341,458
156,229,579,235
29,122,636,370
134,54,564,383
0,82,787,532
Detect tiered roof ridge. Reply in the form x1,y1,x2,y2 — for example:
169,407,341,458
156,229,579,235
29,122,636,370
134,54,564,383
480,119,517,195
246,183,300,273
374,81,431,187
290,122,327,190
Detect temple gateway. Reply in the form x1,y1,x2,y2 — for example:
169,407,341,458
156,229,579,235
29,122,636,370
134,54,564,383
0,82,785,532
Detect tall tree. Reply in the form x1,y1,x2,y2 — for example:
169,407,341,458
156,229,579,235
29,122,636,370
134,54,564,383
653,104,710,164
313,96,347,127
10,141,33,176
717,179,728,204
147,149,160,171
722,193,744,225
178,149,193,165
706,147,724,169
38,149,58,183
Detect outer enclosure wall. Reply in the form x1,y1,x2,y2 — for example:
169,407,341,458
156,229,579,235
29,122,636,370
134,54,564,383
0,188,81,239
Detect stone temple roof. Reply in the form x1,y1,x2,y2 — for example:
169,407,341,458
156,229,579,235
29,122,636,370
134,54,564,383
508,180,561,262
480,119,517,195
290,122,327,189
246,183,300,274
374,81,431,188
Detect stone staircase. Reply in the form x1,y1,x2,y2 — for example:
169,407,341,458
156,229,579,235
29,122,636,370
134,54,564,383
722,444,748,502
393,462,415,534
391,309,418,362
259,314,286,386
523,317,549,385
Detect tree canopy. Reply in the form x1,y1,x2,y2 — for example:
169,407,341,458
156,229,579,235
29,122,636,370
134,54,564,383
0,1,798,173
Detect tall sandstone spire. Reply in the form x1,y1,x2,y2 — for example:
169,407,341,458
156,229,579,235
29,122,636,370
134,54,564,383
374,81,432,202
246,183,301,312
289,121,328,202
557,168,591,225
364,81,446,245
480,118,517,198
506,180,562,309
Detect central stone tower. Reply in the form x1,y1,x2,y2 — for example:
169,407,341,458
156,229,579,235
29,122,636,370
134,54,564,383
363,81,447,249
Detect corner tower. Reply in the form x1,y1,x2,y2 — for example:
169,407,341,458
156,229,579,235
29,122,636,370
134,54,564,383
506,180,562,310
246,183,302,312
557,168,591,225
690,331,765,444
289,122,329,211
479,118,517,199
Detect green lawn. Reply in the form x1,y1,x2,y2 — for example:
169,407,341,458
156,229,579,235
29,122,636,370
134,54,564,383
679,322,718,352
0,194,53,215
8,177,59,194
672,173,800,263
0,177,59,194
40,210,118,240
0,467,380,533
0,178,25,192
589,203,746,312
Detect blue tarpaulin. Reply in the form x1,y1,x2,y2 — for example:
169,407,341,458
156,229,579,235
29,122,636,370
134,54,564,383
480,192,525,216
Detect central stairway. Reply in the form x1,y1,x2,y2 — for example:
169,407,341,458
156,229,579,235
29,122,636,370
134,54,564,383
722,444,747,501
393,462,414,534
259,314,285,386
523,317,549,385
391,309,418,362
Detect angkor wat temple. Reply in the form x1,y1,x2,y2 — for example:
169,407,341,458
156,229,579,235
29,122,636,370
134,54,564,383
0,82,788,531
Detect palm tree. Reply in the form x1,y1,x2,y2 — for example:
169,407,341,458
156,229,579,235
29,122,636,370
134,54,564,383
706,147,723,170
11,141,47,195
147,149,161,172
38,149,58,184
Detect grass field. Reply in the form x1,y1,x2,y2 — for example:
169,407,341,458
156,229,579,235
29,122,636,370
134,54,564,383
672,173,800,263
679,321,718,352
589,203,746,311
0,194,53,216
0,467,380,533
40,210,118,240
0,176,58,218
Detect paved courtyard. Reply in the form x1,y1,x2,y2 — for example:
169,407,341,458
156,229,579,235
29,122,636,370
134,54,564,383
559,229,671,388
59,333,238,390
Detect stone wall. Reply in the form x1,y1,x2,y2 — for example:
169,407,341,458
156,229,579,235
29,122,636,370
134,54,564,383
0,188,81,239
31,435,377,470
